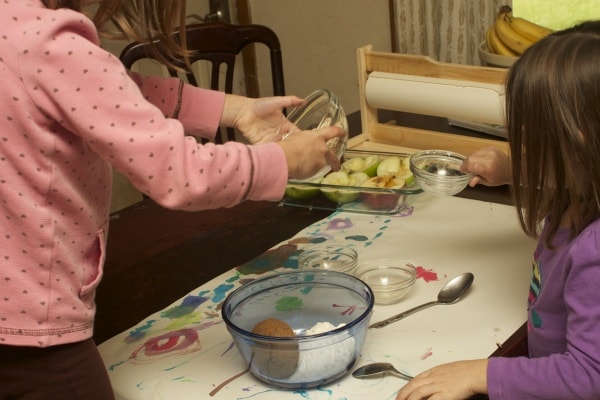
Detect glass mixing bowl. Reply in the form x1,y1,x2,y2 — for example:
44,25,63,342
285,89,349,181
221,270,373,389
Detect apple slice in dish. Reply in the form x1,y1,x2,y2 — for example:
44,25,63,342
320,171,368,204
360,175,406,210
285,179,322,200
342,155,381,177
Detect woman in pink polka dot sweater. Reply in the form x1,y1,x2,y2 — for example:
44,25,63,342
0,0,345,398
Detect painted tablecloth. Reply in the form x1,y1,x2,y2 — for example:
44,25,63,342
99,193,536,400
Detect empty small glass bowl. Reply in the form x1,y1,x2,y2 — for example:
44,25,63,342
221,270,374,389
297,243,358,274
355,259,416,305
286,89,349,181
409,150,474,196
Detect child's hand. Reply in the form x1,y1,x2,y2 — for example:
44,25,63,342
461,146,511,187
221,94,305,144
277,126,345,180
395,359,488,400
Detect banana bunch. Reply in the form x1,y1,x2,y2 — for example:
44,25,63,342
486,5,553,57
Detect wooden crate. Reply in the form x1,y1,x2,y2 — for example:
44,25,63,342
348,45,509,156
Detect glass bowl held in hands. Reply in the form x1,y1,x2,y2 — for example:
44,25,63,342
221,270,374,389
355,259,416,305
409,150,474,196
285,89,349,181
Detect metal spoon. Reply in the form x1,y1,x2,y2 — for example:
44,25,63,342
368,272,474,329
352,362,414,381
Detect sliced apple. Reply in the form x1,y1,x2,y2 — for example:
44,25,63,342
348,172,369,186
360,175,406,210
320,171,367,204
342,155,381,177
401,155,411,170
376,156,402,177
376,155,415,186
361,175,406,190
395,169,415,187
285,180,321,200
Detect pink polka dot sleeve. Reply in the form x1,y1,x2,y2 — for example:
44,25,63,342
15,9,287,210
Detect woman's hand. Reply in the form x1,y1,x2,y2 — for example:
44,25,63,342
277,126,345,180
395,359,488,400
221,94,305,144
461,146,511,187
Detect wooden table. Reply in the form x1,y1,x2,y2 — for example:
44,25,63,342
96,187,530,400
94,184,526,359
95,109,526,353
95,112,527,399
94,200,330,345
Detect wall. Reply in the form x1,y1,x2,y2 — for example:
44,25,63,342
513,0,600,30
393,0,510,65
244,0,392,115
244,1,515,113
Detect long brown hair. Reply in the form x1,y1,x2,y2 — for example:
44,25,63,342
42,0,189,68
506,20,600,247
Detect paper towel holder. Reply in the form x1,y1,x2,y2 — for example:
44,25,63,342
348,45,509,157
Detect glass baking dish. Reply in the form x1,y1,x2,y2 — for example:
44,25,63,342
281,150,423,214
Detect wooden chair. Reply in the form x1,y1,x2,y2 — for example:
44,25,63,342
119,22,286,144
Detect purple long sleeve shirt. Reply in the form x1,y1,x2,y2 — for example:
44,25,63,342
487,218,600,399
0,0,288,347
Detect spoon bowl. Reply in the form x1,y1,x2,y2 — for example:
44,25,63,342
352,362,413,381
368,272,474,329
437,272,474,304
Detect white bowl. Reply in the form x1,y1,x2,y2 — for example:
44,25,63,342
478,41,518,68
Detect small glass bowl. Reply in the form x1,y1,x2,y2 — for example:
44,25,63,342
286,89,349,181
297,243,358,274
355,259,417,305
221,270,374,389
409,150,474,196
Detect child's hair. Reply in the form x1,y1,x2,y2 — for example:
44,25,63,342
42,0,189,69
506,20,600,247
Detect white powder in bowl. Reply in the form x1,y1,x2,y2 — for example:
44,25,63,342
305,321,345,335
281,321,356,384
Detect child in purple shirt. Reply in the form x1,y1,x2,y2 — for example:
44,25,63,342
396,20,600,400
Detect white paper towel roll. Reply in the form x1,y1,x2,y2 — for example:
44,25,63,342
365,71,505,125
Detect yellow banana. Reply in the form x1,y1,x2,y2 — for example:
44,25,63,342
486,25,519,57
505,13,553,42
494,13,534,55
485,25,496,52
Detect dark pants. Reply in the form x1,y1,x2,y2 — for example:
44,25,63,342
0,338,115,400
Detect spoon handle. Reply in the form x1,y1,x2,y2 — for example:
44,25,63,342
368,301,438,329
391,370,414,381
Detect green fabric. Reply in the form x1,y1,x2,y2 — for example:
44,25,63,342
513,0,600,30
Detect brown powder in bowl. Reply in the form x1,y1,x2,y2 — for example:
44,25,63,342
251,318,299,379
252,318,295,337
